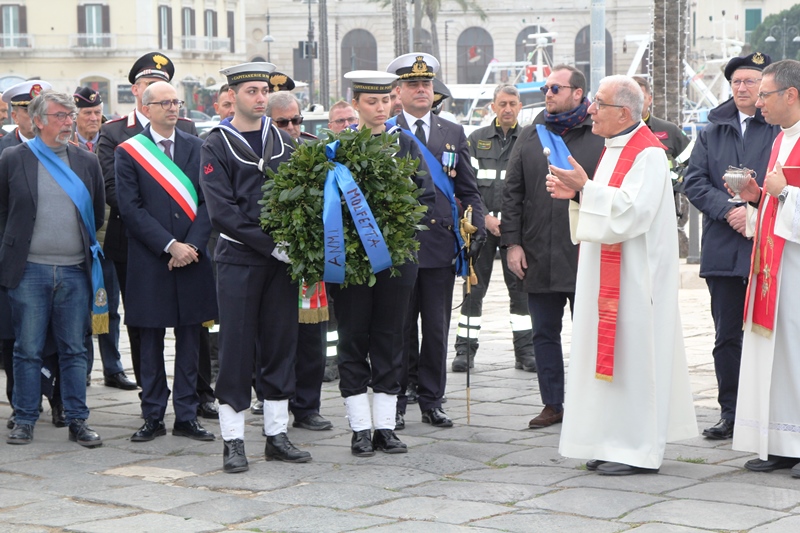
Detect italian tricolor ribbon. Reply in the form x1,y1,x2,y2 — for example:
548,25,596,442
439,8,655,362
118,134,198,221
595,126,665,381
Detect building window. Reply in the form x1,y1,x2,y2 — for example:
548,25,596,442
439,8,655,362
227,10,234,54
159,5,172,50
1,4,29,48
575,26,613,82
339,29,378,98
78,3,109,47
745,9,762,44
204,9,219,51
456,27,494,84
182,7,196,49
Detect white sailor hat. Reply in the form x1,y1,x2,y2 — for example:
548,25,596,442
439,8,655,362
2,80,53,106
386,53,439,80
220,62,277,86
344,70,399,94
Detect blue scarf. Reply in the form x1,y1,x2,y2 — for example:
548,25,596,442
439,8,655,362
28,136,108,334
544,98,590,136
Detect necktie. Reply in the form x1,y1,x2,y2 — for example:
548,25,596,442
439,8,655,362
85,141,94,152
160,139,173,160
743,116,753,143
414,119,427,146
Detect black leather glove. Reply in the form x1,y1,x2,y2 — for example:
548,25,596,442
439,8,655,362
466,236,485,259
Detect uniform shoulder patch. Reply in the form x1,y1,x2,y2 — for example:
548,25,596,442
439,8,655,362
653,131,668,140
476,139,492,150
204,163,214,175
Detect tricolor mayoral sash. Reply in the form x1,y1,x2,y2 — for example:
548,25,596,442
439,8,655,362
594,125,664,381
118,134,198,221
745,132,800,338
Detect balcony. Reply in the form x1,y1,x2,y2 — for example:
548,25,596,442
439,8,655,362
0,34,33,49
204,37,231,53
69,33,115,49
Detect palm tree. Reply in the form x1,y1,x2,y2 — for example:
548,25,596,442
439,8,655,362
652,0,687,124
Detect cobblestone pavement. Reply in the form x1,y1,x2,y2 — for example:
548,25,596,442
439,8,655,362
1,260,799,532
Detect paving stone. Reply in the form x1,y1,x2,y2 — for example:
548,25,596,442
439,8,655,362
0,487,52,509
516,487,664,518
0,525,51,533
663,443,754,464
625,524,712,533
413,439,525,464
82,483,224,512
750,515,800,532
240,506,393,532
65,512,224,533
360,450,491,476
714,468,800,491
621,500,788,530
456,465,586,486
657,459,741,479
360,495,511,524
470,509,628,533
417,425,528,444
1,448,156,478
255,482,401,509
300,464,440,489
446,386,530,403
557,472,698,494
366,522,500,533
2,498,134,527
138,453,228,475
179,459,335,492
7,471,147,495
667,481,800,511
402,480,550,503
494,446,585,469
168,495,288,524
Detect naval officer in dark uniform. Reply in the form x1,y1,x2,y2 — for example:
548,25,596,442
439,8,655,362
387,53,485,429
200,62,311,473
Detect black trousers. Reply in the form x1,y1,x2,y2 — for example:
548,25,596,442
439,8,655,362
113,259,142,385
197,329,215,404
139,325,200,423
330,263,417,398
214,261,298,412
399,266,454,413
528,292,574,408
289,322,325,419
706,276,748,421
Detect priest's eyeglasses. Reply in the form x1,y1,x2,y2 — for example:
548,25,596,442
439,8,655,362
274,115,304,127
540,84,577,95
757,88,788,100
44,112,78,122
146,99,185,109
731,78,761,88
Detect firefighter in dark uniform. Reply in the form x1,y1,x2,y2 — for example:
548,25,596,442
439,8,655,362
387,53,485,429
200,62,311,473
453,84,536,374
97,53,218,420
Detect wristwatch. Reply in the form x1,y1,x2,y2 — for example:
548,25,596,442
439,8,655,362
778,186,790,203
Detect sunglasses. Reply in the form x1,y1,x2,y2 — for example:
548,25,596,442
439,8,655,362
273,115,304,127
540,84,577,95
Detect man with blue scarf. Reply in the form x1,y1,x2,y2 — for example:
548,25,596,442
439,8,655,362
0,91,105,447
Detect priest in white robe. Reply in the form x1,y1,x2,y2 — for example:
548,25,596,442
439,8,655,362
546,75,697,476
731,59,800,475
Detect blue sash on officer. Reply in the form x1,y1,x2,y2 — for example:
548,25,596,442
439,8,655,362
28,136,108,334
386,116,467,276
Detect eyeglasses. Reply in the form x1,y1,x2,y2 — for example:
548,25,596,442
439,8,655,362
145,99,184,109
44,112,77,122
592,99,626,110
540,84,577,95
330,116,358,126
731,78,761,88
757,88,788,100
274,115,304,127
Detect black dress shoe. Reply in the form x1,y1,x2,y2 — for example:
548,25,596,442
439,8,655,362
197,401,219,419
516,354,537,372
451,352,474,372
6,412,15,430
322,362,339,382
293,413,333,431
373,429,407,454
744,455,799,472
395,411,405,431
51,404,66,428
586,459,607,471
406,383,419,404
596,462,659,476
68,419,103,448
421,407,453,428
131,419,166,442
7,423,34,445
265,432,312,463
173,419,215,441
250,400,263,415
351,429,375,457
702,418,734,440
104,372,138,391
223,439,249,473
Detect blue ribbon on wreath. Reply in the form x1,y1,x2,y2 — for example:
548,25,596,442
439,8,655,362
322,140,393,284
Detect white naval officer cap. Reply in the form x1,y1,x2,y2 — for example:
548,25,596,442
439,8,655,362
344,71,399,94
386,53,440,80
2,80,53,106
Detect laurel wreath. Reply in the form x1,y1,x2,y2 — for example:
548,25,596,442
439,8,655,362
260,127,428,286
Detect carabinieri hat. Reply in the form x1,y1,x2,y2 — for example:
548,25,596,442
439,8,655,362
73,86,103,108
432,77,451,106
1,80,53,106
386,52,439,80
344,70,399,94
724,51,772,81
268,72,296,92
128,52,175,84
220,62,277,86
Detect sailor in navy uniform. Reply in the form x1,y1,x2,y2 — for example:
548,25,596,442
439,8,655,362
0,80,52,155
200,62,311,473
387,53,485,429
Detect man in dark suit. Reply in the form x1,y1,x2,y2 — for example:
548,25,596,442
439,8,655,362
0,90,104,447
387,53,485,429
115,81,217,442
74,86,137,392
97,53,218,420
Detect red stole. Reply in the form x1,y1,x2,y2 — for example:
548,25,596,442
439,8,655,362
745,132,800,337
595,126,665,381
